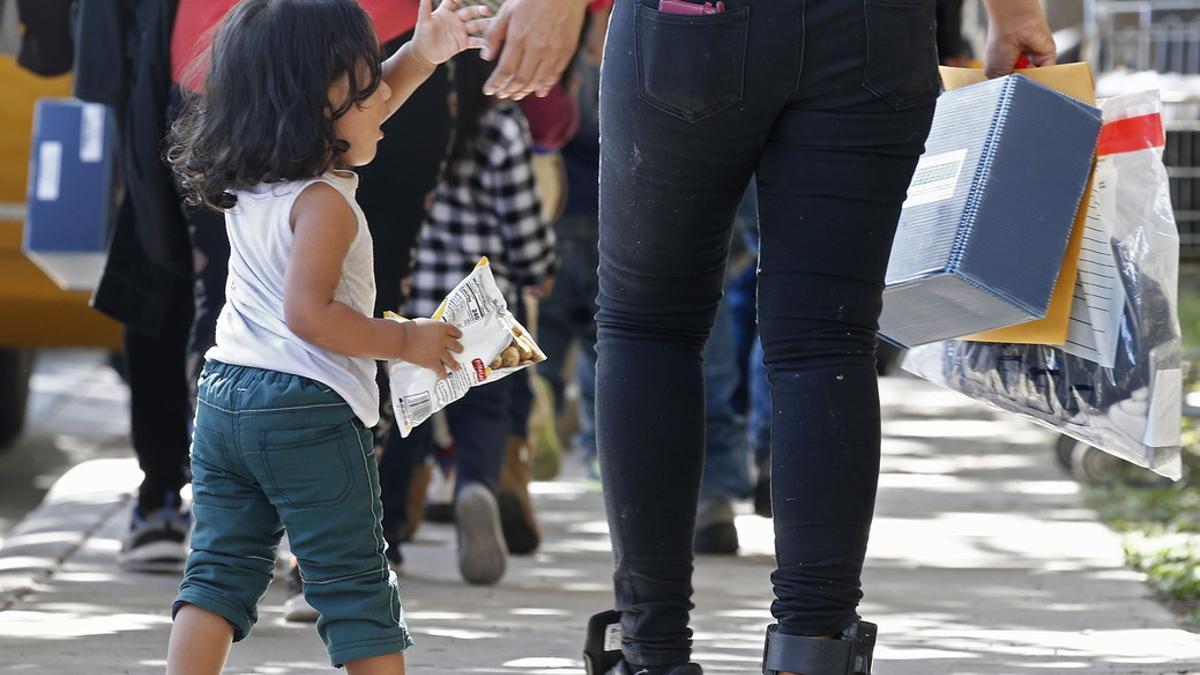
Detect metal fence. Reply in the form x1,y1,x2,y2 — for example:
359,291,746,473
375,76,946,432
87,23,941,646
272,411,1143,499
1086,0,1200,258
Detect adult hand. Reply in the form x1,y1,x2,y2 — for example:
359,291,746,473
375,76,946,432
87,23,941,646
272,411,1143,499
481,0,589,100
982,0,1056,79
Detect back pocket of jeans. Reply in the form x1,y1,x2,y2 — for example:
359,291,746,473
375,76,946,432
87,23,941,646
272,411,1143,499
635,3,749,123
862,0,939,110
260,425,356,509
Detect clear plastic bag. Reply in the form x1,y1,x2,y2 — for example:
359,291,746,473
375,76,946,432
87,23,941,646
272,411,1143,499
387,258,545,437
904,90,1184,480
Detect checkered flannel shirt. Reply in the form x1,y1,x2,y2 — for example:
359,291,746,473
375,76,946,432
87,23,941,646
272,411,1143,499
406,103,557,318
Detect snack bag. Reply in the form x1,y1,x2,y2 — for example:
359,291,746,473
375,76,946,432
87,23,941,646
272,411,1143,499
387,258,546,437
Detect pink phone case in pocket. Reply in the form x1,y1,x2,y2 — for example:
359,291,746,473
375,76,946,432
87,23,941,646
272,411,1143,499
658,0,726,15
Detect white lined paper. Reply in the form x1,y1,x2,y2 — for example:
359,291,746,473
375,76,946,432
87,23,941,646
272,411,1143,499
1063,158,1125,367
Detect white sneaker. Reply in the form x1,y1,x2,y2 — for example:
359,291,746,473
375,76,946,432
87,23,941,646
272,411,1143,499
455,483,508,585
282,563,319,623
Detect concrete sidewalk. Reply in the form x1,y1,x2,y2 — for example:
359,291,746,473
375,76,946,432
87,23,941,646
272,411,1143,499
2,377,1200,674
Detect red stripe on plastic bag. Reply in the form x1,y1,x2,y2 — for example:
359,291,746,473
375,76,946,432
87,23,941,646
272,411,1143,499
1097,113,1165,156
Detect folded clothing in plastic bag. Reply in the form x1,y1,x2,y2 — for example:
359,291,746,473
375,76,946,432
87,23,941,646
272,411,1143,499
904,90,1183,480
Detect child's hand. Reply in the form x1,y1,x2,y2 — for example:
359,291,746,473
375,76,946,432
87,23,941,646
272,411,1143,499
412,0,494,67
399,318,465,379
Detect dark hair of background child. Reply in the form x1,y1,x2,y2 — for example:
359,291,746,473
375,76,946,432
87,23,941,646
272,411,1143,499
447,51,497,163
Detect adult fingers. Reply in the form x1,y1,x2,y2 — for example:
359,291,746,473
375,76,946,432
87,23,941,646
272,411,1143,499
456,4,490,21
481,6,511,62
485,34,530,96
465,17,494,35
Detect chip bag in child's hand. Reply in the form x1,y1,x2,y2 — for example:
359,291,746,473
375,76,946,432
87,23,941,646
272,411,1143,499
387,258,546,437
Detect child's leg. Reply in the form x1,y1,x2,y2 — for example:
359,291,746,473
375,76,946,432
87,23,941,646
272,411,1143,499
446,380,512,494
167,605,234,675
379,419,436,552
498,370,541,554
345,652,407,675
445,381,513,584
171,368,287,664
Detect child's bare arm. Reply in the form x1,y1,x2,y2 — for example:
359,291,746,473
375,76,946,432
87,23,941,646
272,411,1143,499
284,183,463,377
381,0,492,118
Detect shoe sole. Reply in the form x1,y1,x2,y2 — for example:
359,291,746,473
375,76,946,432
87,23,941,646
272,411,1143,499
456,485,508,585
119,542,188,574
282,594,319,623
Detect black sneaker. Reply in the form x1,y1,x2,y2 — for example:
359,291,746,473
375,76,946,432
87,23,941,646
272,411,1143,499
119,494,190,573
283,561,318,623
693,498,738,555
613,663,703,675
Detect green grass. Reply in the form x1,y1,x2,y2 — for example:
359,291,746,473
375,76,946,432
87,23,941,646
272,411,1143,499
1090,482,1200,534
1083,337,1200,624
1179,284,1200,351
1125,544,1200,623
1088,480,1200,624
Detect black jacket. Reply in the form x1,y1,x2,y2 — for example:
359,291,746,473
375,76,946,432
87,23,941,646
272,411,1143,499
75,0,189,336
16,0,75,76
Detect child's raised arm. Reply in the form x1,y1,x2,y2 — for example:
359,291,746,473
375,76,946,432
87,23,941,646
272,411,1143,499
381,0,493,119
283,182,464,378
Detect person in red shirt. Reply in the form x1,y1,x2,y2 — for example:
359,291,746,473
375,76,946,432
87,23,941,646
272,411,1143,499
171,0,419,90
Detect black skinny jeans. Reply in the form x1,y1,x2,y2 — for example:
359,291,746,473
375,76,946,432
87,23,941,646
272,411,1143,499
596,0,937,665
124,276,193,513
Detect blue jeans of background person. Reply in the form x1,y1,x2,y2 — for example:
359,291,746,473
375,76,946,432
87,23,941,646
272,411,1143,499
574,349,598,466
748,336,771,466
698,280,752,502
596,0,936,665
728,181,760,415
570,282,751,501
541,220,750,500
536,217,601,458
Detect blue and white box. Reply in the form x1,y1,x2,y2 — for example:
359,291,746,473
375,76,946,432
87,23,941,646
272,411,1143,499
23,99,117,291
879,74,1101,348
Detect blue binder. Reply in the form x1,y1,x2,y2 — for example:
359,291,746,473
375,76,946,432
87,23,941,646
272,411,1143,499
23,99,117,291
879,74,1101,348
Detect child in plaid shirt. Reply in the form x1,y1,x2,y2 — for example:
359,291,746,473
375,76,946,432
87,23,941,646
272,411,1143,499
382,52,557,586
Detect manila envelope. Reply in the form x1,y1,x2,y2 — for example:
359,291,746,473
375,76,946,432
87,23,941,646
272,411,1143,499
940,62,1097,345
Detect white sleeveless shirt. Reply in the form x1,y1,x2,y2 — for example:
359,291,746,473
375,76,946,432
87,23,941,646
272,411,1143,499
206,170,380,427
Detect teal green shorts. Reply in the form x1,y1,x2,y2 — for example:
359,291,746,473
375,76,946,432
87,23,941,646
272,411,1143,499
174,360,413,667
